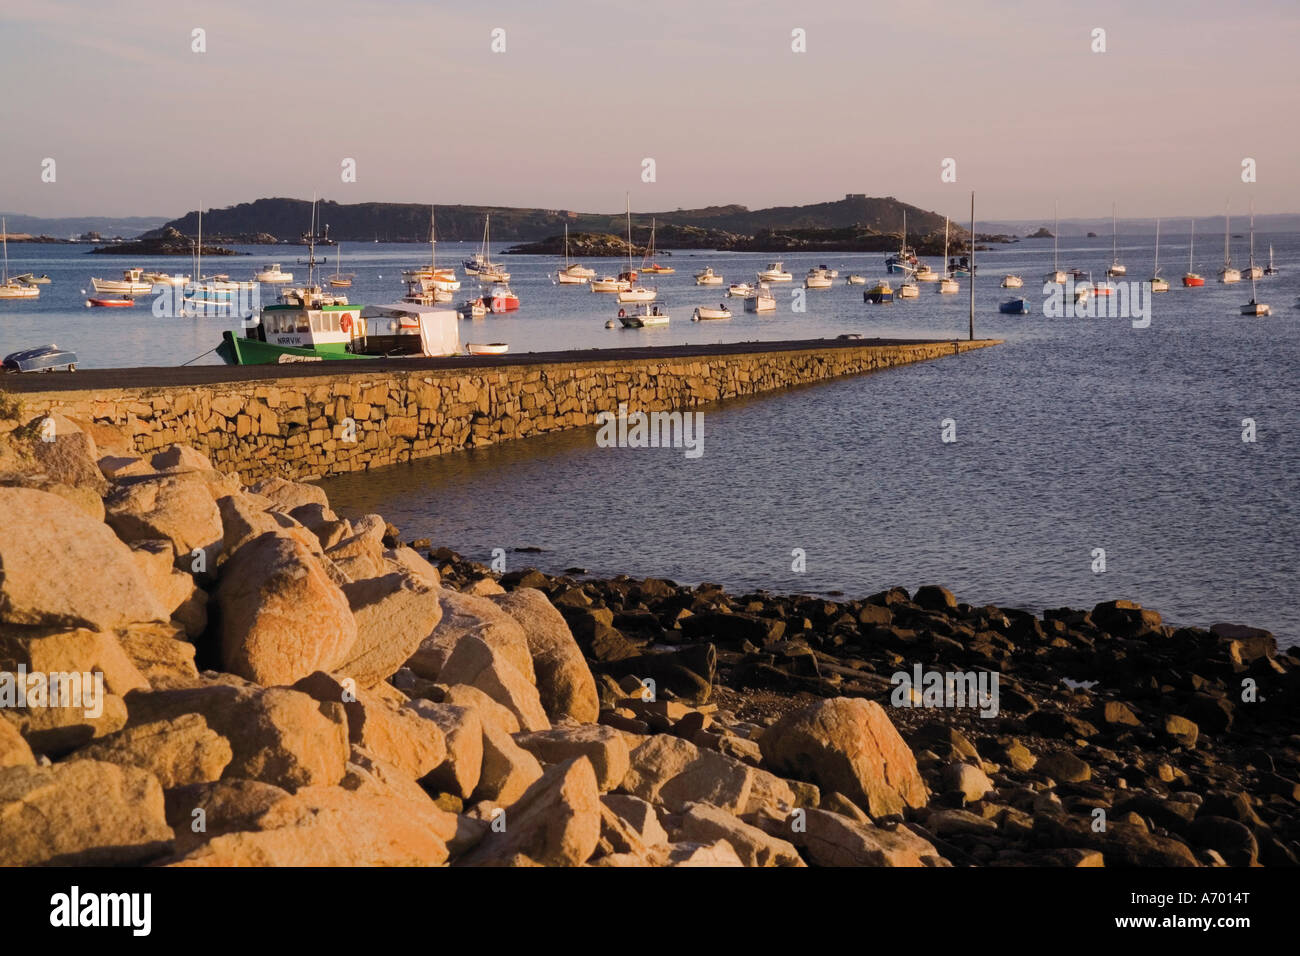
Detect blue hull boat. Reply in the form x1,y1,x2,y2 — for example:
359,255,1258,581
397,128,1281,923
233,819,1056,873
3,344,78,372
999,298,1030,314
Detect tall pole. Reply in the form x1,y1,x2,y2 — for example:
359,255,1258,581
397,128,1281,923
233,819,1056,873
968,190,975,341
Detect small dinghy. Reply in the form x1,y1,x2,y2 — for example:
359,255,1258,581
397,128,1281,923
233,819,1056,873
692,305,732,321
466,342,508,355
4,344,78,372
999,297,1030,314
86,296,137,307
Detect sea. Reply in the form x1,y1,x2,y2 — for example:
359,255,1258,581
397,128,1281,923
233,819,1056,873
2,234,1296,645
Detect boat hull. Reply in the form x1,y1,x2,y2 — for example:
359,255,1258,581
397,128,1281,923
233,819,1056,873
1182,274,1205,287
217,330,367,365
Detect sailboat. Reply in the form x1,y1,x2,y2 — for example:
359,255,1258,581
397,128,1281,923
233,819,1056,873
556,224,591,284
1150,219,1169,292
328,241,353,288
1241,205,1263,280
1240,201,1270,316
1219,203,1241,283
640,219,674,274
617,195,656,304
937,218,959,293
0,219,41,299
1105,203,1127,277
1044,202,1067,284
403,207,460,300
1264,245,1279,277
885,210,917,273
464,215,509,281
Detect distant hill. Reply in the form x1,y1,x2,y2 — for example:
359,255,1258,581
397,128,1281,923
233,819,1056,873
0,213,169,239
982,215,1300,237
147,195,961,246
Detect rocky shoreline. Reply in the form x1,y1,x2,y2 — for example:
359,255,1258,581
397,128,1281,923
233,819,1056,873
1,411,1296,867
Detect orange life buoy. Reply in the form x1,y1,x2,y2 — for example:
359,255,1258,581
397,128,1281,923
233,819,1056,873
340,313,353,333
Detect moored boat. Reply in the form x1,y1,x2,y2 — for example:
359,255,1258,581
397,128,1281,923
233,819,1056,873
1001,274,1023,288
999,297,1030,314
86,296,138,307
590,276,631,293
743,283,776,312
1184,218,1205,286
1240,201,1270,316
804,269,833,289
695,267,724,286
898,280,919,298
1264,245,1279,277
484,284,520,312
458,297,487,319
727,282,754,297
845,274,867,285
617,286,657,304
254,263,293,284
639,219,674,273
757,261,793,282
556,225,591,284
617,302,669,328
90,267,151,295
692,304,732,321
864,280,893,304
1105,203,1126,276
1219,204,1240,283
466,342,509,355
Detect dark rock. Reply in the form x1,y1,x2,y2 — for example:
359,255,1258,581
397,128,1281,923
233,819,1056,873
1186,815,1257,866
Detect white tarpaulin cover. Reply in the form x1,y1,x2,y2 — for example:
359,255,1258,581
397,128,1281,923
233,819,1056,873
362,304,459,356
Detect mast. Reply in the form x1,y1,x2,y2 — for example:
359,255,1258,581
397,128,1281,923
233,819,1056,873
968,191,975,341
1112,202,1118,264
429,205,437,271
564,223,570,269
1224,201,1231,267
307,194,318,287
1154,218,1160,276
1189,219,1194,271
942,217,949,274
625,193,632,274
197,205,202,282
2,217,9,282
1053,201,1059,271
1249,199,1257,301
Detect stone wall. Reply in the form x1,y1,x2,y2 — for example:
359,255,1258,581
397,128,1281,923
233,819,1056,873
8,340,997,482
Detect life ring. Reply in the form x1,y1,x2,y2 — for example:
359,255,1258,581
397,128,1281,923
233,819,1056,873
340,313,353,333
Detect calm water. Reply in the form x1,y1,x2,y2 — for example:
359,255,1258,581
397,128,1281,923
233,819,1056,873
5,235,1297,644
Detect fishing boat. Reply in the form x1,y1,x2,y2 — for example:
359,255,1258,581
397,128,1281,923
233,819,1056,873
457,297,488,319
999,297,1030,314
1240,202,1270,316
913,263,940,282
1150,219,1169,292
804,269,833,289
0,219,41,299
1044,203,1067,284
1105,203,1126,276
556,225,591,284
694,267,724,286
484,284,520,312
885,210,918,273
727,282,754,297
816,264,839,278
1001,275,1024,288
86,295,138,307
756,261,793,282
91,267,151,295
864,279,893,304
1219,204,1241,283
898,280,919,298
617,302,669,328
466,342,509,355
845,274,867,285
3,344,77,372
254,263,294,284
692,304,732,321
1183,219,1205,286
743,283,776,313
639,220,674,273
937,219,959,293
1264,245,1279,277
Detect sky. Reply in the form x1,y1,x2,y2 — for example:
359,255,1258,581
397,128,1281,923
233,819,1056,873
1,0,1297,222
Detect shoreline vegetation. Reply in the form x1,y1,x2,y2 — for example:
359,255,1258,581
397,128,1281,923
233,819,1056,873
1,412,1295,868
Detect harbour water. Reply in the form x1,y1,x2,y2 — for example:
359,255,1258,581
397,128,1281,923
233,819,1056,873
4,235,1297,645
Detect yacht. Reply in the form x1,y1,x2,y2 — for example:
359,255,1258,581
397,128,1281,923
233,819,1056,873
254,263,293,284
757,261,793,282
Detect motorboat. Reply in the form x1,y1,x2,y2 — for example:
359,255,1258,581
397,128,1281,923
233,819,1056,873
743,284,776,312
458,297,487,319
727,282,754,297
484,284,519,312
692,304,732,321
617,286,657,304
864,280,893,304
254,263,293,283
937,276,959,294
756,261,793,282
86,296,138,307
617,302,669,328
898,280,919,298
804,269,833,289
845,274,867,285
816,264,839,278
913,264,940,282
695,267,724,286
3,344,77,372
999,297,1030,314
1001,274,1024,288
